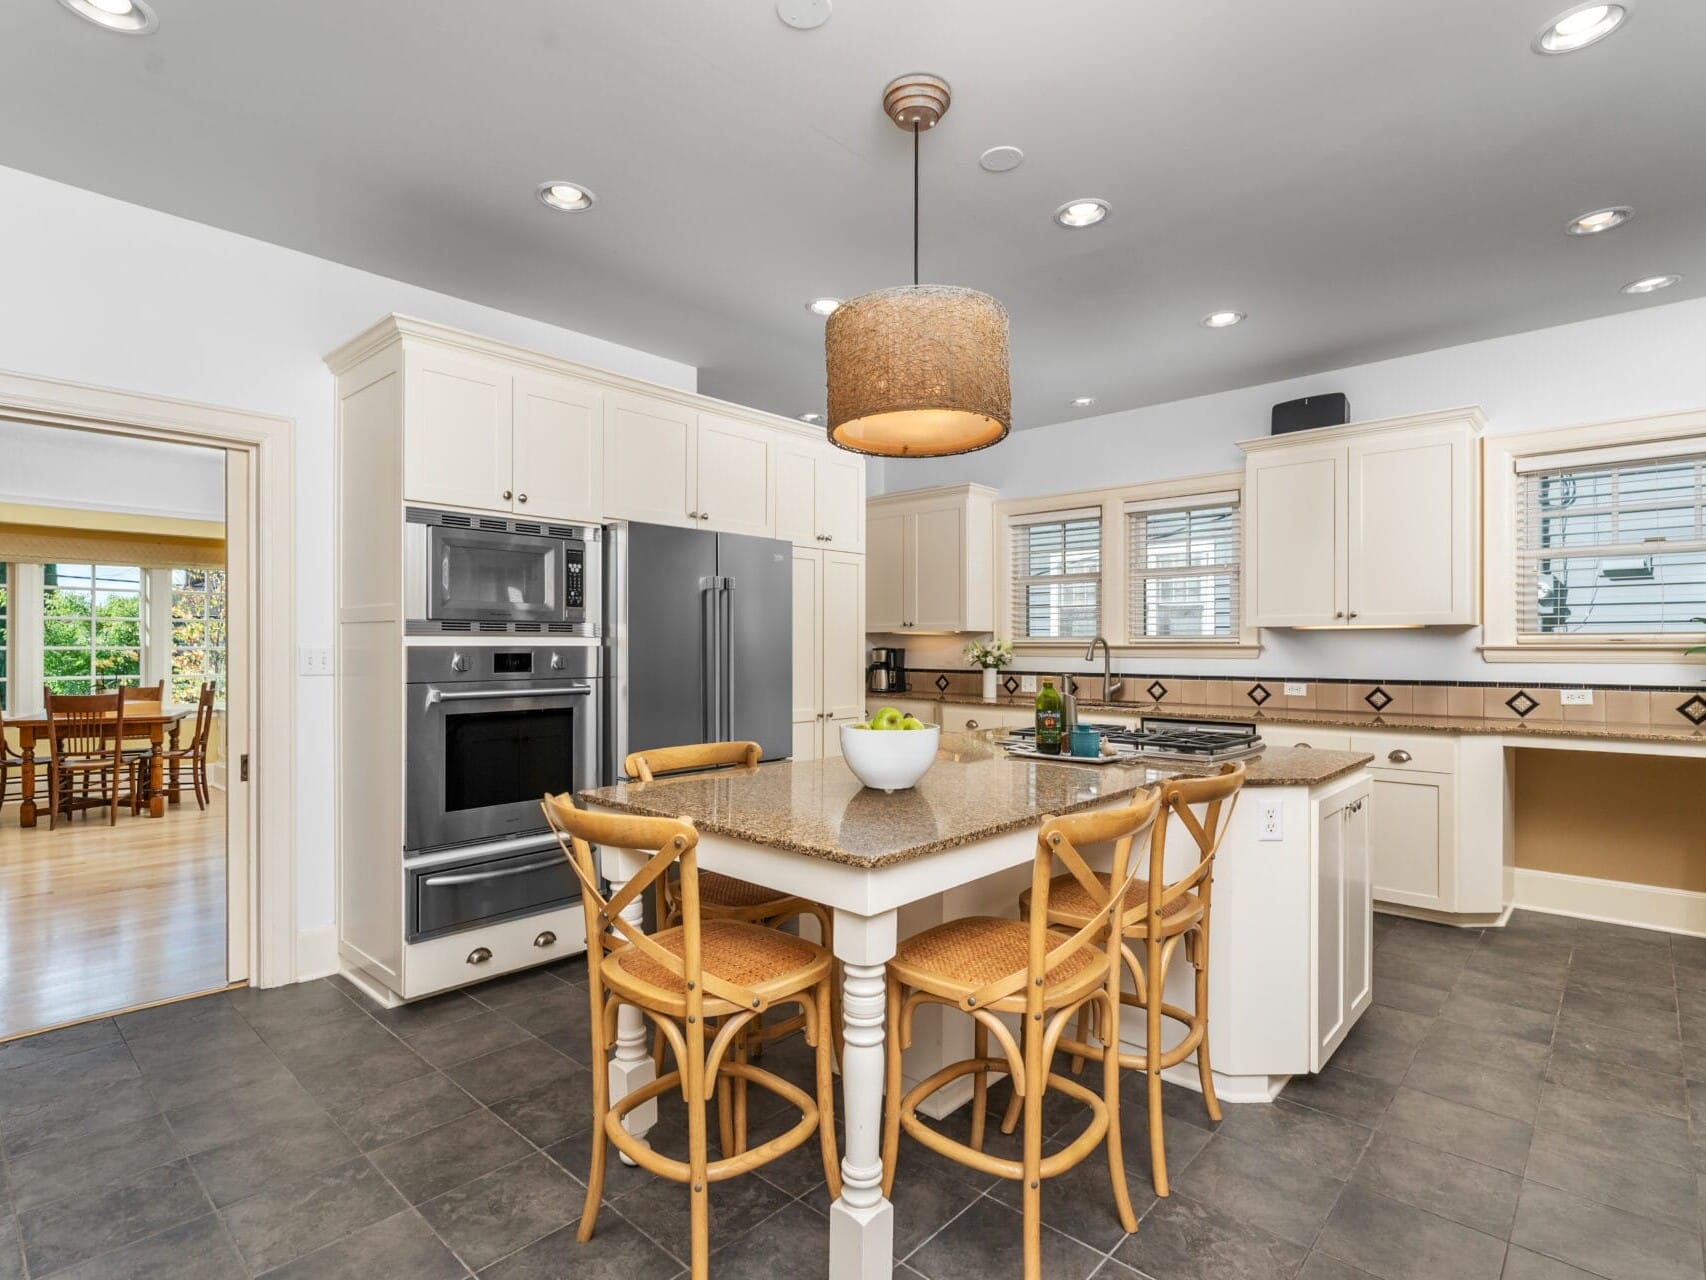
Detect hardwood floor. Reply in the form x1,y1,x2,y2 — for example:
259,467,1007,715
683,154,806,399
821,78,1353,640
0,788,226,1039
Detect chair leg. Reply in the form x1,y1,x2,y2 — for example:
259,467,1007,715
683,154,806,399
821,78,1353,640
880,972,903,1198
685,1018,711,1280
1192,927,1222,1122
1100,994,1139,1233
577,997,611,1243
1146,936,1168,1197
999,1071,1024,1136
1069,1004,1091,1075
717,1071,735,1159
108,763,119,826
1021,1030,1046,1280
733,1036,750,1156
814,981,843,1198
970,1020,990,1153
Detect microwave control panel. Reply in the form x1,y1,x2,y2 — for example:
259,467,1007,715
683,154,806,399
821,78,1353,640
565,549,584,609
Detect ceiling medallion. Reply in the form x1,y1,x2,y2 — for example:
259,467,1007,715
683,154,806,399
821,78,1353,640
825,73,1012,459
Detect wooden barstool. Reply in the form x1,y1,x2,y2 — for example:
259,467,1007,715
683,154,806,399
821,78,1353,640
1012,762,1245,1197
881,789,1163,1280
627,741,840,1069
543,793,841,1280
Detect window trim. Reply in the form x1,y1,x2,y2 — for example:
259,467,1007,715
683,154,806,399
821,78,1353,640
1482,408,1706,662
995,471,1261,658
41,562,145,696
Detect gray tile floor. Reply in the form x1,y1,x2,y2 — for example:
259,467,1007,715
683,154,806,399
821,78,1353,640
1,909,1703,1278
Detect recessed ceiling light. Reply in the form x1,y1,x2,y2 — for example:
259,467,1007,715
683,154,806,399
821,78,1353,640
806,297,842,317
799,412,823,423
1054,198,1111,229
776,0,831,30
536,181,595,213
1533,3,1628,54
1200,310,1246,328
1070,396,1097,408
56,0,157,33
1565,206,1632,235
980,146,1025,173
1621,274,1681,295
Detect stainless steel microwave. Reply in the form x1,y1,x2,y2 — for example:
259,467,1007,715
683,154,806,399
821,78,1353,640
404,507,600,636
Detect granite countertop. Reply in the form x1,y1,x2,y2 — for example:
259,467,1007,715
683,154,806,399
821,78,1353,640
580,732,1372,869
899,693,1706,747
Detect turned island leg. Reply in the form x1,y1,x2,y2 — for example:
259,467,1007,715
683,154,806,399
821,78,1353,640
830,908,898,1280
600,844,657,1164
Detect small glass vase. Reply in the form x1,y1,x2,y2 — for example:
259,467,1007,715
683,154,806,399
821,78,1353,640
982,667,999,703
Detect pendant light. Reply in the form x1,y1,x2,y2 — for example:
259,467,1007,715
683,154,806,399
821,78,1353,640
825,74,1011,458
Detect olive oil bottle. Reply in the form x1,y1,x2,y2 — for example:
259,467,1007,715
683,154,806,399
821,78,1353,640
1035,678,1063,754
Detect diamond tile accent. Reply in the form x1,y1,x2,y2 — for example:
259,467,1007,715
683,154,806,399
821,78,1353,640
1003,675,1020,695
1147,681,1168,702
1677,694,1706,726
1505,689,1539,718
1246,683,1271,706
935,674,951,692
1364,686,1393,712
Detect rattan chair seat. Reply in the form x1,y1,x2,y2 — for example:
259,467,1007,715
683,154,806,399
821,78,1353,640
699,871,800,913
607,919,832,1016
1021,874,1204,933
888,917,1105,1011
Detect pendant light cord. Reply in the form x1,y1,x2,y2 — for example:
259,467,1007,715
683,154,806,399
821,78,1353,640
913,121,920,286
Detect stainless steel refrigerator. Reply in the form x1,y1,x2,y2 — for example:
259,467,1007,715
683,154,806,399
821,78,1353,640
608,521,793,773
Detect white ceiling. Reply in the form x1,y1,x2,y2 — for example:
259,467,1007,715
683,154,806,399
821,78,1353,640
3,1,1703,430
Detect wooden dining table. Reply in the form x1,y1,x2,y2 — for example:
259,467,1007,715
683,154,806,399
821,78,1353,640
8,705,193,825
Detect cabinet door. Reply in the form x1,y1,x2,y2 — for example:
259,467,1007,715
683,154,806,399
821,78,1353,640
1314,799,1347,1070
866,511,907,630
816,452,865,552
1343,790,1373,1030
791,548,823,760
404,349,514,513
512,370,603,522
821,551,866,727
1368,769,1454,911
1247,448,1345,626
1348,430,1473,625
697,413,774,538
774,445,818,548
910,506,965,631
604,391,696,528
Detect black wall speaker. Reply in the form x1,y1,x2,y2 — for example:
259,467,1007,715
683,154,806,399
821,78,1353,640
1271,393,1350,435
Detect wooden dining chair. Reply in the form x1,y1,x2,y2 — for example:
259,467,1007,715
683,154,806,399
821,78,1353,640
542,792,840,1280
118,682,166,809
626,741,841,1071
43,691,128,828
1012,761,1246,1196
881,788,1163,1280
153,682,218,809
0,705,36,817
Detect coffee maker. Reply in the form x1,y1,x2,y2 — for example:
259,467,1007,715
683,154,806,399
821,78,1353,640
867,647,906,693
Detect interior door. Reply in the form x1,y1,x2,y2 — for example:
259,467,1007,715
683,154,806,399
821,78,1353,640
790,548,822,760
604,392,696,528
819,550,866,757
404,349,514,513
512,370,603,523
223,448,252,983
696,413,774,538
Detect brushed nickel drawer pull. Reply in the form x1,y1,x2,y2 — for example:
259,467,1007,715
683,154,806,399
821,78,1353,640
534,931,557,948
1388,749,1412,764
466,947,493,965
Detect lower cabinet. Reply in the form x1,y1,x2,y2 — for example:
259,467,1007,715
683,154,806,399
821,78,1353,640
1314,781,1373,1069
934,702,1033,733
402,903,587,999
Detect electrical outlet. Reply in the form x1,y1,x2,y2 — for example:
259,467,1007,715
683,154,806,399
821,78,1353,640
1257,799,1283,842
1561,689,1593,706
1284,682,1309,697
1019,674,1037,694
298,647,333,677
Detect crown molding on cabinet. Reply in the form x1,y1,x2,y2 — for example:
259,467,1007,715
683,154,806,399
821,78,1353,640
1236,405,1486,454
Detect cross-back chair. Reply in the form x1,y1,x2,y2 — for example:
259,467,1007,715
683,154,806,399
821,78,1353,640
43,691,131,827
881,787,1163,1280
542,792,840,1280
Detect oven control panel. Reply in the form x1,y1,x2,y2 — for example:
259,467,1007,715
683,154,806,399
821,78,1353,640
565,549,584,609
406,644,602,684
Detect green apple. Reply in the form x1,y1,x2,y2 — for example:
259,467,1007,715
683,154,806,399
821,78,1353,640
850,721,871,731
900,716,926,730
871,707,905,730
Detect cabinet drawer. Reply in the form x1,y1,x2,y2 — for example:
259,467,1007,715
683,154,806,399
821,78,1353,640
941,703,1031,732
403,904,586,999
1259,726,1353,751
1351,729,1455,773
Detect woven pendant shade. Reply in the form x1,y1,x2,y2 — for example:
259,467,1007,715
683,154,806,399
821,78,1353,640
825,284,1011,458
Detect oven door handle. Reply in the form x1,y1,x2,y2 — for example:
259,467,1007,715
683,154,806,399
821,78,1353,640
421,853,566,887
425,684,593,705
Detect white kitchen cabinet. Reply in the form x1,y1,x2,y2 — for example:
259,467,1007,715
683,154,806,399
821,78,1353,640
696,412,774,538
511,370,604,522
604,391,698,528
1241,408,1483,628
776,442,865,553
404,348,515,514
935,702,1032,733
791,547,866,761
865,484,996,634
1314,781,1373,1069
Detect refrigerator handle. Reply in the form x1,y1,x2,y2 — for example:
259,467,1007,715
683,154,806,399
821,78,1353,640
701,576,719,742
720,576,736,741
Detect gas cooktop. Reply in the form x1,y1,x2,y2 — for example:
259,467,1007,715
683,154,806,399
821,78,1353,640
1003,716,1263,764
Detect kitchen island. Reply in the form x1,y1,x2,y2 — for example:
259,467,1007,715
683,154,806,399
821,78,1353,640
583,732,1372,1280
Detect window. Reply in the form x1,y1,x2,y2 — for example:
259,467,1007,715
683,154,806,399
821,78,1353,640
1517,450,1706,637
0,562,9,711
1126,492,1241,641
1008,509,1101,640
170,568,227,705
42,564,144,696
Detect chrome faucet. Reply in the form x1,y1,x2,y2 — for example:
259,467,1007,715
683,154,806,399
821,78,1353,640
1085,635,1121,701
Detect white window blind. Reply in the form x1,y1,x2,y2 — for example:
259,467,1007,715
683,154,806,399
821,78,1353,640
1517,450,1706,636
1125,492,1242,642
1009,508,1101,640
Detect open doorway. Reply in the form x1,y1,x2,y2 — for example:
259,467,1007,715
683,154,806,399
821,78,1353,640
0,419,249,1038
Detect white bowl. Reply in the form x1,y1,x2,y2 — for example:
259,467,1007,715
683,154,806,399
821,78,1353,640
839,723,941,792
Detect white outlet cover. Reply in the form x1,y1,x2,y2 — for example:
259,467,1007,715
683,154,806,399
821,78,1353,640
1561,689,1594,705
1019,674,1038,693
1257,799,1283,841
1284,682,1308,697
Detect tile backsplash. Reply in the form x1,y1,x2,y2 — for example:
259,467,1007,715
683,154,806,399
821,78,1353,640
895,670,1706,730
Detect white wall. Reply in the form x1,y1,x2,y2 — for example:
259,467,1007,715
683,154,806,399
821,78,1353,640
0,165,696,955
0,418,226,521
873,297,1706,688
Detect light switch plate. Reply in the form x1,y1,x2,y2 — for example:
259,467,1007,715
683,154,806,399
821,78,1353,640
298,646,333,677
1019,674,1038,694
1284,682,1309,697
1561,689,1593,706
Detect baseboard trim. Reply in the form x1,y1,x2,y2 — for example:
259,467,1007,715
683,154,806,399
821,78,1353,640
1509,867,1706,938
295,924,339,981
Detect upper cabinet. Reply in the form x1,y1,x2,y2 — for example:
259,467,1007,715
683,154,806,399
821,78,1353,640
695,413,775,538
775,440,865,553
865,484,996,633
1242,409,1483,628
603,391,697,529
512,370,604,522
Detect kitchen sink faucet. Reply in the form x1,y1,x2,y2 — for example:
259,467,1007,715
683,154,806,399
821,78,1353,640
1085,635,1121,701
